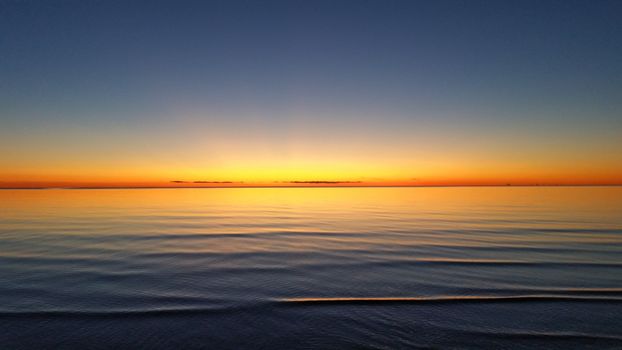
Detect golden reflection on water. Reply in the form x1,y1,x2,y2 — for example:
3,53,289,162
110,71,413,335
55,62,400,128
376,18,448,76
2,186,621,216
2,187,621,253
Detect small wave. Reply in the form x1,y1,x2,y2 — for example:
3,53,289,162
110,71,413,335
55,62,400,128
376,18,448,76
105,231,365,241
281,294,622,305
392,258,622,268
469,287,622,296
452,329,622,343
3,292,622,320
0,305,254,319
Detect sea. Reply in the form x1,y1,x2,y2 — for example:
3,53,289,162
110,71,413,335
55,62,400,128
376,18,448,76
1,187,621,349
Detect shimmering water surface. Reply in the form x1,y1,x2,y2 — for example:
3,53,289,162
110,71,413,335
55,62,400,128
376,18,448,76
1,187,621,349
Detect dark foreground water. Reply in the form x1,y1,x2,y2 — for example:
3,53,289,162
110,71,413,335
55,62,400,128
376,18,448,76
1,187,621,349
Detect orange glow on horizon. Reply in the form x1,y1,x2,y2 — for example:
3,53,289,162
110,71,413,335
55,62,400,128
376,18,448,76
2,134,621,188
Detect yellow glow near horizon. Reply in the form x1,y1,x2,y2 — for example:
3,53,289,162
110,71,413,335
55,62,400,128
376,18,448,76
1,114,621,188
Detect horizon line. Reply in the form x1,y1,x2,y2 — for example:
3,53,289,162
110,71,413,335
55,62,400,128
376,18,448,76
2,184,622,190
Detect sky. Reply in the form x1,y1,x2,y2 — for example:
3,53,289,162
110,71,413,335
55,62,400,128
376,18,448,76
1,0,621,187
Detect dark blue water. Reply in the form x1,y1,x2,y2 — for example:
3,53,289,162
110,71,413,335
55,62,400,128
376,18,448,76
1,187,621,349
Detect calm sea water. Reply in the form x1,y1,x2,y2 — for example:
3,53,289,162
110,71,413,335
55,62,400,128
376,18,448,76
1,187,621,349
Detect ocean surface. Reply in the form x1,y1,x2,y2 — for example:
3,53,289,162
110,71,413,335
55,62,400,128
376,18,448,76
1,187,621,349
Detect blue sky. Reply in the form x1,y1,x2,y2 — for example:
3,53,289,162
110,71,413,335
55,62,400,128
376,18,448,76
1,0,621,185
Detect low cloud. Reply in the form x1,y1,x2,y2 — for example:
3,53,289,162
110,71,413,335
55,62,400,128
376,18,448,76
280,181,362,184
170,180,244,184
193,181,244,184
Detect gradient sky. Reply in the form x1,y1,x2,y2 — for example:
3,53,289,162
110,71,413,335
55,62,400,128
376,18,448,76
1,0,621,187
